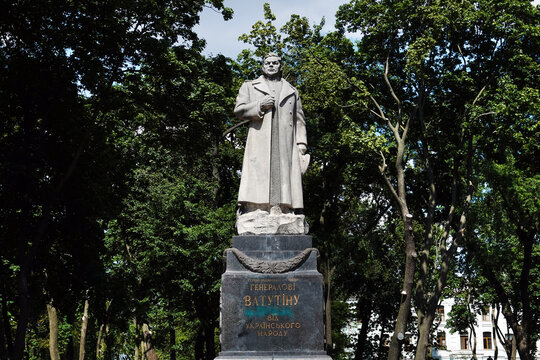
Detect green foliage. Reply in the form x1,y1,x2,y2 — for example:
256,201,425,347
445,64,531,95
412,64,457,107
233,6,403,358
98,53,238,358
334,0,539,359
238,3,283,58
446,302,477,335
235,3,283,80
0,0,235,358
331,300,353,360
1,0,538,358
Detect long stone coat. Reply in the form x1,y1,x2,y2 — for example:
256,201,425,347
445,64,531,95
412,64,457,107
234,75,307,209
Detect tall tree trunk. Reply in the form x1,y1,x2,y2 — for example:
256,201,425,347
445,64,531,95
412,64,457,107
373,58,415,360
470,325,477,359
169,324,176,360
480,230,535,360
467,296,477,358
514,327,532,360
79,297,89,360
96,299,111,359
134,318,140,360
492,307,500,360
10,93,98,359
354,299,372,360
323,258,334,353
142,323,158,360
493,305,512,360
96,322,109,359
0,298,6,360
415,312,435,360
12,261,31,360
0,271,13,359
102,324,110,358
96,323,104,359
47,302,61,360
514,231,534,360
195,327,204,360
510,335,516,360
387,214,415,360
0,312,5,360
416,138,473,360
204,323,216,360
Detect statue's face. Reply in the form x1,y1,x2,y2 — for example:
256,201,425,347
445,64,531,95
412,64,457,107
262,56,281,77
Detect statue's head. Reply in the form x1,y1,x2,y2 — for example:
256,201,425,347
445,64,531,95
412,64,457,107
262,52,281,78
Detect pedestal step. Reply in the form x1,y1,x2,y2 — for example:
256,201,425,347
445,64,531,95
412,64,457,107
217,354,332,360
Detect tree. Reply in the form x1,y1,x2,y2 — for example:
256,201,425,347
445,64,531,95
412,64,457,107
446,266,487,359
100,51,238,359
473,73,539,360
235,5,403,357
335,1,539,360
0,1,232,358
467,141,539,360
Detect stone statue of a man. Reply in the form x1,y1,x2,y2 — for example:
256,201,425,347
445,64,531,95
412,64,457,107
234,53,309,234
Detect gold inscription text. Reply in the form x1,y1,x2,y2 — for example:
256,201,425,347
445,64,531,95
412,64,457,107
244,294,299,307
249,282,296,291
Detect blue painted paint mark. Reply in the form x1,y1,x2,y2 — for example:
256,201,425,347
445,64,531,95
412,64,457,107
245,306,293,318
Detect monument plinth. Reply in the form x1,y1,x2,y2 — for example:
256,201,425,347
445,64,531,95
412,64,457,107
216,235,330,360
217,53,329,360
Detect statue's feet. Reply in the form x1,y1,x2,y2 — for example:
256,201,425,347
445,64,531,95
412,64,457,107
270,205,281,215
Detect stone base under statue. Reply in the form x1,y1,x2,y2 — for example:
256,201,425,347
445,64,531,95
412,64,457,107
236,209,308,235
216,235,330,360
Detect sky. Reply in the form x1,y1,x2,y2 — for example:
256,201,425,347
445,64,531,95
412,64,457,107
194,0,351,58
195,0,540,58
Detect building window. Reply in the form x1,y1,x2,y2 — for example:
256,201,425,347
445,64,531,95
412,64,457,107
460,332,469,350
482,307,490,321
437,331,446,348
483,332,492,349
436,306,445,322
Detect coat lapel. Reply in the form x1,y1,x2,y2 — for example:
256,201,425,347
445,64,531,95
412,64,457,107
252,76,271,95
278,79,296,106
253,76,296,105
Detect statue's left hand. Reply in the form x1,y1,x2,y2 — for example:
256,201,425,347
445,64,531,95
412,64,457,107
297,143,307,155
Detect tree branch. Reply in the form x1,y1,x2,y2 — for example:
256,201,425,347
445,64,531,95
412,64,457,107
384,57,402,113
222,119,250,137
379,151,400,205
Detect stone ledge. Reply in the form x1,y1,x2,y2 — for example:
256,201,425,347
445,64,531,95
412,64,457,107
217,356,331,360
217,352,331,360
217,357,331,360
233,235,312,251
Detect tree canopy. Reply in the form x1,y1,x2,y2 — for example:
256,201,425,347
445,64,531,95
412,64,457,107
0,1,538,359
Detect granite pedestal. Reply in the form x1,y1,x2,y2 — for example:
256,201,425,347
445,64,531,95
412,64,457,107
216,235,331,360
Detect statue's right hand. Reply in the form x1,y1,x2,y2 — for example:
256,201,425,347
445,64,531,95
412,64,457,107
259,95,275,112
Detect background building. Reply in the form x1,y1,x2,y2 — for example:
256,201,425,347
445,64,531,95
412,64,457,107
433,298,515,360
343,298,540,360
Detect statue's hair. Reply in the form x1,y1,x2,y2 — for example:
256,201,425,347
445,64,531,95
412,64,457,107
263,52,281,62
